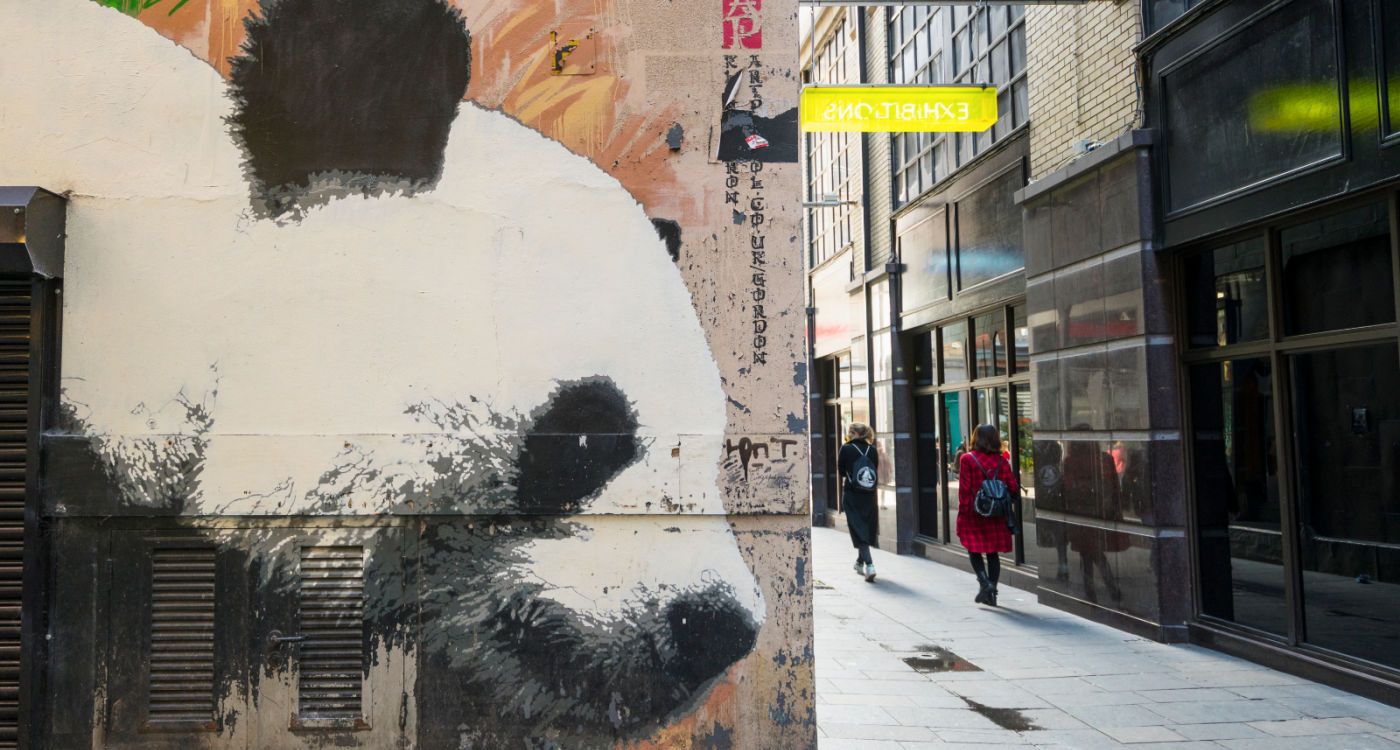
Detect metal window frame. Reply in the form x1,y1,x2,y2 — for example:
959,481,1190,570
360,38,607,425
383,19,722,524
1176,187,1400,679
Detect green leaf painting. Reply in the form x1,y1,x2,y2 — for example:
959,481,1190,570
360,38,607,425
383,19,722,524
94,0,191,17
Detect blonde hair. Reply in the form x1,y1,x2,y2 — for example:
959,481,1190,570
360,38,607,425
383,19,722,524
845,422,875,445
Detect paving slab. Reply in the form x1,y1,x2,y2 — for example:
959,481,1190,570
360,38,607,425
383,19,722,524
813,528,1400,750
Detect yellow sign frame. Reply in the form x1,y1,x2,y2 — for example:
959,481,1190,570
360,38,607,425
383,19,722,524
800,85,998,133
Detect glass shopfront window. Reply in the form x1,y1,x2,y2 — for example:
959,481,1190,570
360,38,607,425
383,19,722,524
1183,195,1400,674
1280,202,1394,336
910,304,1036,565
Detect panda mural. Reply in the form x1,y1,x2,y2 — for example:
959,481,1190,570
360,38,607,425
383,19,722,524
0,0,771,746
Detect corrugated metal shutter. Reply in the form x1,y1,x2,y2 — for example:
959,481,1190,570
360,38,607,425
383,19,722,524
147,546,216,727
0,281,29,749
298,546,365,723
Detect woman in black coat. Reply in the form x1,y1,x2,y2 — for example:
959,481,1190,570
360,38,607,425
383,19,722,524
838,423,880,582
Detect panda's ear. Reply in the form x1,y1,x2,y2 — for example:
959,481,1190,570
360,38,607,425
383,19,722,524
651,219,681,263
228,0,471,211
514,378,640,514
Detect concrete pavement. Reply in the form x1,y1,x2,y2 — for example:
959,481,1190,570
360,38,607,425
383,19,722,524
813,527,1400,749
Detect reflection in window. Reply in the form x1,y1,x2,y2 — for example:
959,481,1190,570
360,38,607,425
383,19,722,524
1014,383,1036,556
874,382,895,486
1291,343,1400,669
1190,358,1287,636
1281,202,1395,336
900,211,950,311
957,169,1026,288
1383,2,1400,136
974,311,1007,379
942,321,968,384
870,279,891,331
1183,237,1270,348
913,331,935,387
1162,1,1341,212
1012,305,1029,373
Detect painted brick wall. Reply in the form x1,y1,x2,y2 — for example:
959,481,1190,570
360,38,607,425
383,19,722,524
1025,2,1143,180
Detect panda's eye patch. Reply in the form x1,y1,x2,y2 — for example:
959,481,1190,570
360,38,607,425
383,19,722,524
514,378,640,514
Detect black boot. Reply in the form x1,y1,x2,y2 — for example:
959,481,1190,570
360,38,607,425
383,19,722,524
988,584,999,607
974,572,992,605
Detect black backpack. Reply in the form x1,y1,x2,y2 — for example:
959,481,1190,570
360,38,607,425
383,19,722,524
847,443,877,492
973,456,1013,518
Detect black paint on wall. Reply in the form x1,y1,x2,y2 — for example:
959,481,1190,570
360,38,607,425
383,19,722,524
228,0,472,214
515,377,640,514
652,218,682,262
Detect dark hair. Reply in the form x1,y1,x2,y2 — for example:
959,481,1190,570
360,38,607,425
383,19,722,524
973,424,1001,454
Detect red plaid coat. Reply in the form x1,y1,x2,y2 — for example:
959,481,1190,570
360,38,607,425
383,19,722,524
956,451,1017,554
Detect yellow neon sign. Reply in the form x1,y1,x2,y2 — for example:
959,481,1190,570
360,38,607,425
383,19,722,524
800,85,998,133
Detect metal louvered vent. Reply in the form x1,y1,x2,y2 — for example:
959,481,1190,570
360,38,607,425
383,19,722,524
298,546,365,724
0,281,29,749
148,546,217,727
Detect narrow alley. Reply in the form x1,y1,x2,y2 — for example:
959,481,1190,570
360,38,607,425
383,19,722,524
815,528,1400,749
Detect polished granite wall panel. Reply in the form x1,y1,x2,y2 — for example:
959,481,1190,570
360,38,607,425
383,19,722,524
1034,516,1175,624
1021,142,1189,640
1033,358,1064,431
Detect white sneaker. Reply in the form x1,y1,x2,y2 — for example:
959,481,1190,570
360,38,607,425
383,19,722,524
864,564,877,582
854,562,866,576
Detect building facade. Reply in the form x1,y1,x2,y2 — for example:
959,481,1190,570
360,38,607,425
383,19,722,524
805,0,1400,705
1,0,813,746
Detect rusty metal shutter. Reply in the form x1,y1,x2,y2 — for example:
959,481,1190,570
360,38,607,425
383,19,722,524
147,546,217,727
0,281,29,749
298,546,365,724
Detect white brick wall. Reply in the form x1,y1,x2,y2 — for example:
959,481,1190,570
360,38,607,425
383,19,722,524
1026,2,1143,180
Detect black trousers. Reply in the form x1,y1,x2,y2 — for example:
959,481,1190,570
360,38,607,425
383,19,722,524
968,552,1001,583
844,490,877,565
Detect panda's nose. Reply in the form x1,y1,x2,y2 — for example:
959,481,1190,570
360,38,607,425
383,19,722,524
663,591,758,689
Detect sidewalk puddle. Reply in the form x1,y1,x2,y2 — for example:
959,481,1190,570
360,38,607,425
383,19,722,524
900,646,980,673
962,698,1039,732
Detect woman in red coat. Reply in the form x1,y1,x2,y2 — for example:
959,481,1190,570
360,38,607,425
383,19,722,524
957,424,1018,606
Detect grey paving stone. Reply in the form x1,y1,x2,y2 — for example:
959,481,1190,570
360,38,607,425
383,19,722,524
1086,673,1198,692
1063,705,1171,729
819,705,903,726
1218,735,1400,750
1135,688,1242,704
860,670,939,681
1020,729,1127,748
824,693,919,707
935,728,1032,744
1114,738,1226,744
1044,691,1152,709
1017,677,1100,696
1174,723,1267,741
1144,700,1302,725
882,706,1003,730
820,722,940,742
817,738,906,750
1101,726,1187,744
830,678,962,697
1245,717,1388,737
1019,708,1092,730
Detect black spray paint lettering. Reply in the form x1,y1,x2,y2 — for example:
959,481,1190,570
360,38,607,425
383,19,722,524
725,436,798,481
